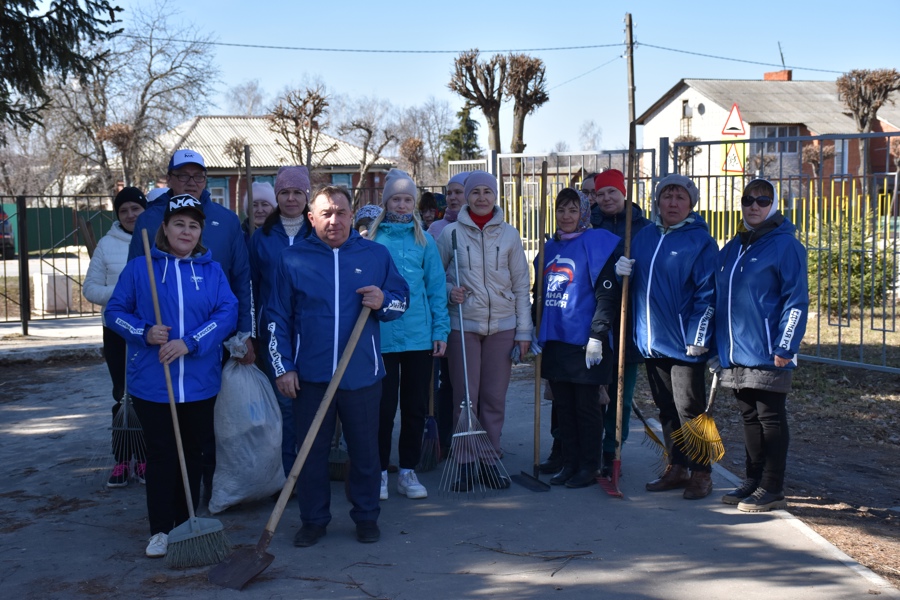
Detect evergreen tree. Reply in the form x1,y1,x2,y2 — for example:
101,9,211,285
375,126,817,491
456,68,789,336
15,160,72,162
0,0,120,130
442,107,480,162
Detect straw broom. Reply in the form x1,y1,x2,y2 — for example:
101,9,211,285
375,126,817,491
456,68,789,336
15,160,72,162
416,369,439,472
671,372,725,466
141,230,229,568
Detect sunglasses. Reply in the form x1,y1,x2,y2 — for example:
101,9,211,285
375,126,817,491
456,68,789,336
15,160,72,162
741,195,773,208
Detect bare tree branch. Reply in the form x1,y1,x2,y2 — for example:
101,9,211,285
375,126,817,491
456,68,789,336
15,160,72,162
506,53,549,154
448,50,507,153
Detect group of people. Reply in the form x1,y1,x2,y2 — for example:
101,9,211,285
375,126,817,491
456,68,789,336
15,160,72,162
87,147,807,560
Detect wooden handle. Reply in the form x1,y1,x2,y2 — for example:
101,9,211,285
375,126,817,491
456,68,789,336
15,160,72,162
260,306,372,548
533,161,548,473
142,229,197,520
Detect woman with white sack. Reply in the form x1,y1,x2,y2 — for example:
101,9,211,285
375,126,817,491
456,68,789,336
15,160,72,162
249,166,311,477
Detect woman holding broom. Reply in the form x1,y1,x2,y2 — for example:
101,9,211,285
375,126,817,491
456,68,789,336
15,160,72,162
106,194,237,558
533,188,621,488
616,174,718,500
436,170,532,492
368,169,449,501
713,178,808,512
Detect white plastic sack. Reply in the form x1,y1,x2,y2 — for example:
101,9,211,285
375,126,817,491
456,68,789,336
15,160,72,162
209,334,286,514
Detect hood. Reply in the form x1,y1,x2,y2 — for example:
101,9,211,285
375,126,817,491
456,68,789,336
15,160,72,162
150,245,213,264
109,220,133,242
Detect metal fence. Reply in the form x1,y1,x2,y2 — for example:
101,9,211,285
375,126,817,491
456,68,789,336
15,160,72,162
672,132,900,374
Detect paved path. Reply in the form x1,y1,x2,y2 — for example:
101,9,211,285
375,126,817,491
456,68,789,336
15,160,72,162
0,319,897,598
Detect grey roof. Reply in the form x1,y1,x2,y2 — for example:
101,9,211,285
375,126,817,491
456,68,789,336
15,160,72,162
636,79,900,135
160,115,392,171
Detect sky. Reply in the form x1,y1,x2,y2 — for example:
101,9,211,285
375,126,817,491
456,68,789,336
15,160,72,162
114,0,900,156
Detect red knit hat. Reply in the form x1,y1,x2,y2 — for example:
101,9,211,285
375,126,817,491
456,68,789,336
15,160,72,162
594,169,626,196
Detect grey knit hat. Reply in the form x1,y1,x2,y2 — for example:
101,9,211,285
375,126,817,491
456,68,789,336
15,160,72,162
655,174,699,207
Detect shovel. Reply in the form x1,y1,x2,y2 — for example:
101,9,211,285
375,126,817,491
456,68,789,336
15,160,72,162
511,160,551,493
208,306,372,590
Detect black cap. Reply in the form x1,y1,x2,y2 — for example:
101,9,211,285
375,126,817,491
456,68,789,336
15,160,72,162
113,187,148,214
164,194,205,223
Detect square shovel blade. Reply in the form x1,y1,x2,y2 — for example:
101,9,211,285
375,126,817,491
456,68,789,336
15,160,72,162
208,547,274,590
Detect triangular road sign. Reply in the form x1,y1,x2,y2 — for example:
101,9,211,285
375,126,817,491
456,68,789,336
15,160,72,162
722,103,745,136
722,143,744,173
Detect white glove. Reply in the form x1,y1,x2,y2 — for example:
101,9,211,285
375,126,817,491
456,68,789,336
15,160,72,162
686,345,709,357
707,356,721,374
585,338,603,369
615,256,634,277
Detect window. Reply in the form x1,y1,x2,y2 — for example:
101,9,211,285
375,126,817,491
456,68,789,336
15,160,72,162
834,140,849,175
206,177,229,206
331,173,352,187
750,126,800,154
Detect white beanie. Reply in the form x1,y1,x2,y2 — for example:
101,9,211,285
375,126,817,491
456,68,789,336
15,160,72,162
244,182,276,213
381,169,418,204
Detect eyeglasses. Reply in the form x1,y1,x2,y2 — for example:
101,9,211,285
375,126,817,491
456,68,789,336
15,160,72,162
741,195,773,208
171,173,207,183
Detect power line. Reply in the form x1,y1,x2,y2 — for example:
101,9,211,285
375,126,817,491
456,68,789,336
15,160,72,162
118,34,623,54
637,42,843,74
548,55,623,91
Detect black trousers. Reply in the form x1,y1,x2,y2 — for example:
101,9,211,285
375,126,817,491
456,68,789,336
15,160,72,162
379,350,433,470
734,388,789,494
645,358,710,473
436,356,454,454
132,396,215,536
547,380,603,472
102,326,126,403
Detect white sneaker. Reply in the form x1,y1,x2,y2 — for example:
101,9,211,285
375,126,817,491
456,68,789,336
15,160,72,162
145,532,168,558
380,471,389,501
397,470,428,499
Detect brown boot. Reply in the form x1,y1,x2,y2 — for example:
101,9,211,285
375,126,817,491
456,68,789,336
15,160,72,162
645,464,690,492
683,471,713,499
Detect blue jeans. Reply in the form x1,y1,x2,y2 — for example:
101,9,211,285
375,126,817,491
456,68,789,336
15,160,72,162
294,381,381,527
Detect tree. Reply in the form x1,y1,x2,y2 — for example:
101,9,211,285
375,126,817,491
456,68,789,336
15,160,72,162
225,79,267,116
268,81,338,170
448,50,507,153
399,137,426,183
801,142,836,199
0,0,120,132
225,136,246,210
836,69,900,176
337,96,397,206
505,53,549,154
442,107,480,163
394,97,454,185
45,0,218,191
579,120,602,151
670,134,703,172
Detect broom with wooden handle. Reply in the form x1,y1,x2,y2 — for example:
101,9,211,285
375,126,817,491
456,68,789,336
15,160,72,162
141,229,229,568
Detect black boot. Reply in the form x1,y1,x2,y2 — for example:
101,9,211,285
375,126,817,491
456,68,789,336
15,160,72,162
451,462,477,492
599,451,616,478
565,463,600,489
549,465,577,486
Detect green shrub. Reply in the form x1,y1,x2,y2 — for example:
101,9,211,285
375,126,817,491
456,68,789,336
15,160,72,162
806,220,897,314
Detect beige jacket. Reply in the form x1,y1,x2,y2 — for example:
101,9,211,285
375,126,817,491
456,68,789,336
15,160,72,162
437,206,532,340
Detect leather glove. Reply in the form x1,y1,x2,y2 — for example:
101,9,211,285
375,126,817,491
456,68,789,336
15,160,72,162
615,256,634,277
707,356,721,374
530,327,542,356
585,338,603,369
686,345,709,357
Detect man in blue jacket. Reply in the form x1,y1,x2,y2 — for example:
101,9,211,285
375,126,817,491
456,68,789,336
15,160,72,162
266,185,409,547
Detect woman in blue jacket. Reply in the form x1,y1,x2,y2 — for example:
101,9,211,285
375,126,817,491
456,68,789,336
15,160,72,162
714,178,808,512
535,188,620,488
106,194,238,559
617,174,718,500
369,169,450,500
250,166,311,477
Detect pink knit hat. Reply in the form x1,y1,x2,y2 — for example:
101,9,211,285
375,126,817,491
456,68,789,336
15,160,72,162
274,166,311,197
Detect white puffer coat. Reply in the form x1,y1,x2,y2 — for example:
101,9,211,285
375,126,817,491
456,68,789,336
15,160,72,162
437,206,532,340
83,221,132,325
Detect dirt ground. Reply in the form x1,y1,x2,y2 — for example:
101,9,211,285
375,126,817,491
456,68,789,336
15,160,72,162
632,361,900,589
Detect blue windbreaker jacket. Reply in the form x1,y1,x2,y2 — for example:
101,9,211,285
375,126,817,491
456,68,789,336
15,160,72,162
127,189,253,335
714,217,808,369
630,213,718,362
106,247,238,403
371,222,450,353
250,219,309,337
265,230,410,390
